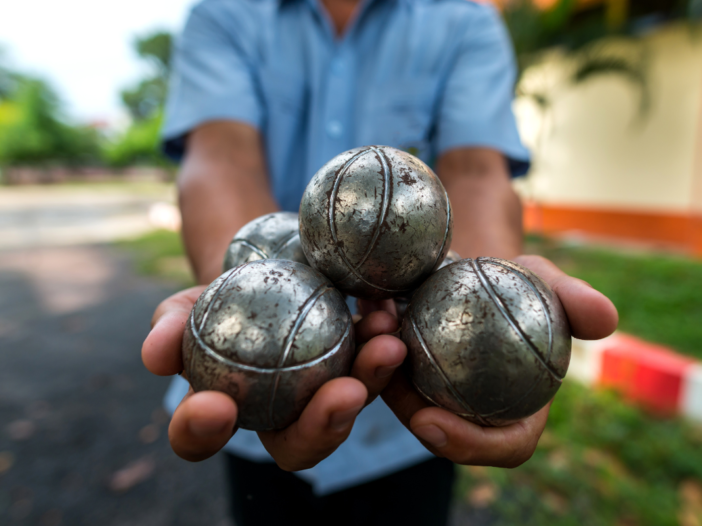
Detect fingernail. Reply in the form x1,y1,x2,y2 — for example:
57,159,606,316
329,406,363,431
413,425,448,448
188,419,229,438
375,364,400,378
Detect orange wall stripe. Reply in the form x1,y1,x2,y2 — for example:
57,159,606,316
523,202,702,255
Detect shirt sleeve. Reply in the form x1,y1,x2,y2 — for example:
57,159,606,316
435,4,530,177
161,2,262,162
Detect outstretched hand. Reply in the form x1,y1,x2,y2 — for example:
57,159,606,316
377,255,619,467
142,254,617,470
141,287,406,470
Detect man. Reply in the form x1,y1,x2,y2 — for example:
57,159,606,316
141,0,619,524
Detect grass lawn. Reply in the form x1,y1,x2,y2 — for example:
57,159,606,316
0,180,176,198
117,230,702,525
458,380,702,525
116,229,194,287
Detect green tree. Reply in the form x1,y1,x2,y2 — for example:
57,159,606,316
121,77,168,122
0,74,102,167
104,110,166,167
120,31,172,122
503,0,701,64
136,31,171,76
107,30,173,168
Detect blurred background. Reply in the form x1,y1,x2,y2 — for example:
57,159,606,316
2,0,702,525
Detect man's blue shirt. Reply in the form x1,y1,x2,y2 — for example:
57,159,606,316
163,0,529,211
162,0,529,495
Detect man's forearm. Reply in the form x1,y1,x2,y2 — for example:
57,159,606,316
178,122,279,285
437,148,523,261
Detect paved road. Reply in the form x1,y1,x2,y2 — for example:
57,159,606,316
0,184,177,251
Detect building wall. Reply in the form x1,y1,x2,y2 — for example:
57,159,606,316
515,23,702,211
513,23,702,251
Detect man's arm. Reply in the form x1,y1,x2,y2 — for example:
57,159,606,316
178,121,279,284
437,148,523,260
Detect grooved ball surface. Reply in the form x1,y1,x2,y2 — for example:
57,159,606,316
402,258,571,427
183,260,355,431
223,212,309,272
299,145,453,300
393,249,462,321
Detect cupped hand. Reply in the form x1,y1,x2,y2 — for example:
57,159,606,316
380,254,619,467
141,288,406,469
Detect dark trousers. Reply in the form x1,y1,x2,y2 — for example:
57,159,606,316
225,453,455,526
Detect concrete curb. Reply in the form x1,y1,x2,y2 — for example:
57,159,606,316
568,333,701,419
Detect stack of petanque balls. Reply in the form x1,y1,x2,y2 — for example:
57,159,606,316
183,146,572,432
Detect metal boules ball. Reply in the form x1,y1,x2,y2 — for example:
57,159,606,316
402,257,571,427
299,145,453,300
223,212,309,272
394,250,462,321
183,259,355,431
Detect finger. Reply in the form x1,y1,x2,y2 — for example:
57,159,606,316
351,335,407,402
168,389,238,462
142,286,206,376
357,298,398,318
151,286,206,328
409,402,551,468
258,377,367,472
355,310,399,343
381,368,432,429
514,255,619,340
381,369,550,467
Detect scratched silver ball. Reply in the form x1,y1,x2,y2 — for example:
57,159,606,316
402,257,571,427
394,250,462,321
223,212,309,272
299,145,453,300
183,259,355,431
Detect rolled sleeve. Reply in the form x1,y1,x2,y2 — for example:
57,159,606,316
435,4,530,176
161,3,262,161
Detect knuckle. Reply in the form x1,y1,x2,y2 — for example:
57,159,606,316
517,254,543,267
275,458,316,472
151,305,166,327
275,460,296,472
454,453,477,466
169,436,212,463
502,442,537,469
456,438,538,469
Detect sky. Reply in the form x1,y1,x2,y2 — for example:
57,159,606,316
0,0,198,124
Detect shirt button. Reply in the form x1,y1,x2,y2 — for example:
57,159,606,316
327,120,343,138
330,59,343,75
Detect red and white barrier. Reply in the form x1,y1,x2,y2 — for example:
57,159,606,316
568,333,702,420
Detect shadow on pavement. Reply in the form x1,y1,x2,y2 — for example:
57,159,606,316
0,245,232,526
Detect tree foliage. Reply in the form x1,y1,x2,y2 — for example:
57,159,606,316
503,0,701,66
120,32,172,122
107,31,174,168
105,110,167,167
135,31,171,77
121,77,168,122
0,69,102,168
